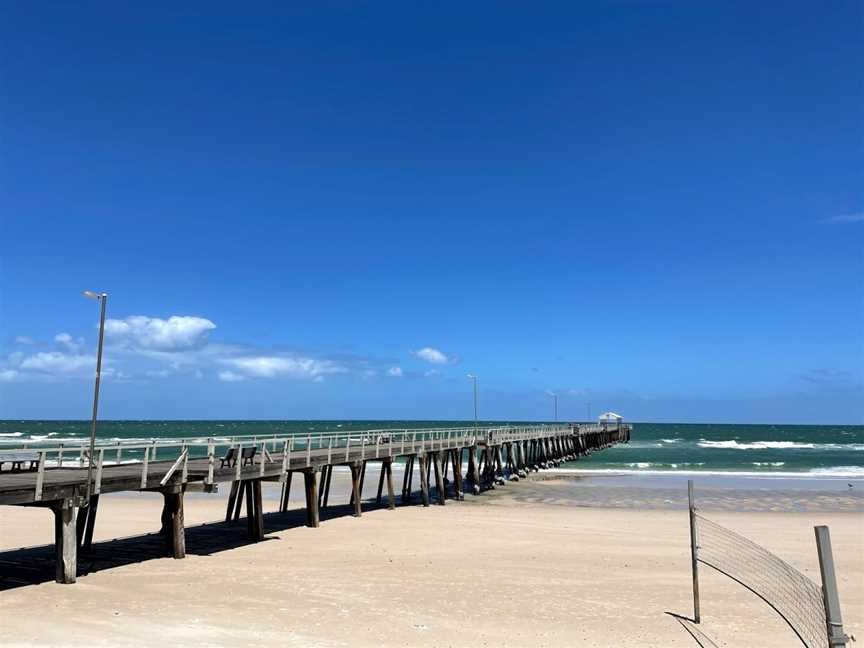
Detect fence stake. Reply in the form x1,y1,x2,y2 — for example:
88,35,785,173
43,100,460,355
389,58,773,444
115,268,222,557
688,479,701,623
814,526,849,647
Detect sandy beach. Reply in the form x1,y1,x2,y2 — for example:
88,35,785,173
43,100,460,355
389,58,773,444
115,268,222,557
1,472,861,647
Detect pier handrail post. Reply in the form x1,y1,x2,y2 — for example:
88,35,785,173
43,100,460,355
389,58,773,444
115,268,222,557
281,439,289,480
140,446,150,489
306,434,312,466
235,443,242,480
688,479,701,623
95,448,105,494
206,438,215,485
35,451,46,501
815,526,849,647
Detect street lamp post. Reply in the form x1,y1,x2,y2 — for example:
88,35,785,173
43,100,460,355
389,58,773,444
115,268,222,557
550,392,558,422
466,374,478,429
82,290,108,506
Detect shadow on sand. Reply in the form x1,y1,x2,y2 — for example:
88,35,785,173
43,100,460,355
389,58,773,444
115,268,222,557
0,500,405,591
665,612,722,648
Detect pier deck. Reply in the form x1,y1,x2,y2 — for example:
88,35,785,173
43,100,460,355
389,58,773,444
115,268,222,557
0,423,630,583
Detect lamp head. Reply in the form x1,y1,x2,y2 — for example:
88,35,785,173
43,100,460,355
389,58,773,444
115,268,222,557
467,373,476,379
82,290,105,300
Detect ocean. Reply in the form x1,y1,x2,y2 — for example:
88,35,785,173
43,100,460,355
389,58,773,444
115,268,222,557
0,420,862,478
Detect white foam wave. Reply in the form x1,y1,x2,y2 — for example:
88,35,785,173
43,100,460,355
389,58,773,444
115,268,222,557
550,467,864,479
698,440,864,451
660,438,683,443
808,466,864,476
0,432,23,437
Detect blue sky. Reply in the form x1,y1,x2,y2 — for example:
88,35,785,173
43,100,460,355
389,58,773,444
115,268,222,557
0,1,861,423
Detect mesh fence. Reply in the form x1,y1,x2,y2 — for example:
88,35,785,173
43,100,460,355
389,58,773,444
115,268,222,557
695,513,827,648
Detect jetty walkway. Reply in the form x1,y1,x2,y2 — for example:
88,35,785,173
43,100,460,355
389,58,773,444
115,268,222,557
0,423,631,584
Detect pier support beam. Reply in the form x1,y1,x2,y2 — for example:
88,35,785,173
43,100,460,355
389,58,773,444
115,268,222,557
251,479,264,542
304,468,320,528
418,454,430,507
401,456,415,503
76,494,100,552
226,481,240,522
52,498,77,584
432,452,445,505
350,463,362,517
160,486,186,558
452,449,464,500
467,445,479,494
384,459,396,510
279,471,293,513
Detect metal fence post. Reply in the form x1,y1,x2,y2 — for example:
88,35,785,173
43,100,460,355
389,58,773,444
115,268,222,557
814,526,849,647
688,479,701,623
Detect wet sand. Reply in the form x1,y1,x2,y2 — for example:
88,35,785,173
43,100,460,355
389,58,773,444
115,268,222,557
0,472,862,647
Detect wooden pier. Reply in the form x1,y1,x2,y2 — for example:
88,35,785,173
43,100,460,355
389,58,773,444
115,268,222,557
0,423,631,584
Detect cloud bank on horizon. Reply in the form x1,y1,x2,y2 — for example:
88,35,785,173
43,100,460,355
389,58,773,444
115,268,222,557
0,313,455,387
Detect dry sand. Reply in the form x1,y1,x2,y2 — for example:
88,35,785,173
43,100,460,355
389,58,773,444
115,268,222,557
1,474,862,647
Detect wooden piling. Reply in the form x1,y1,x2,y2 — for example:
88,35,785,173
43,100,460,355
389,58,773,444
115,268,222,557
350,463,363,517
452,449,464,500
384,459,396,510
431,452,445,506
322,464,333,509
418,454,430,507
233,481,246,521
245,479,255,538
226,481,240,521
251,479,264,542
279,471,293,513
304,469,320,528
82,494,99,551
52,499,77,584
376,462,386,504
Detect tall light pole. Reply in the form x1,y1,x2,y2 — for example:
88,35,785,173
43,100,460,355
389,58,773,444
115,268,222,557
466,374,478,429
82,290,107,506
549,392,558,422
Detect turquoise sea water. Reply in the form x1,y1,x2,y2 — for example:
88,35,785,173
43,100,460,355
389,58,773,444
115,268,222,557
0,420,861,477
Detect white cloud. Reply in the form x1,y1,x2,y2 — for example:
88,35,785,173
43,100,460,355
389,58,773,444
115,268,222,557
19,351,94,374
105,315,216,352
412,347,456,365
0,369,18,382
54,332,84,353
218,370,246,382
14,336,34,345
821,212,864,224
221,355,347,380
424,369,440,377
386,366,403,377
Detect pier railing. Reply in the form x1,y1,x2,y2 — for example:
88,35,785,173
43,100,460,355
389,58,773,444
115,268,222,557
0,423,630,502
